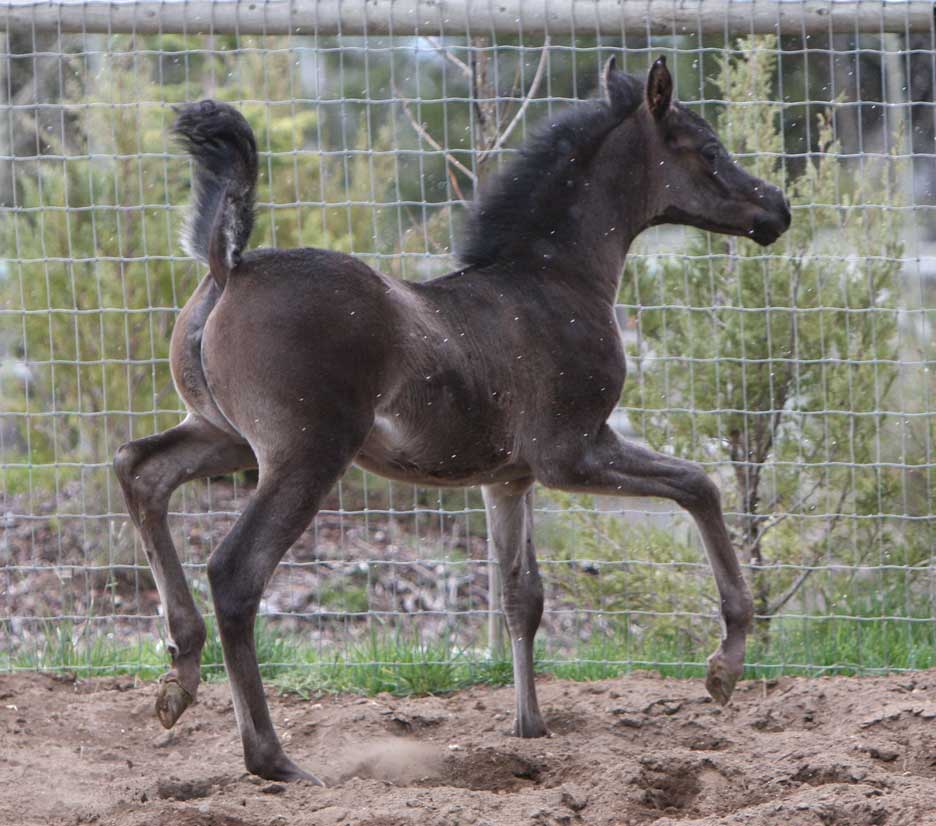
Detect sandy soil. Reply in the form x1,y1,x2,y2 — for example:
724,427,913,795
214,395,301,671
1,669,935,826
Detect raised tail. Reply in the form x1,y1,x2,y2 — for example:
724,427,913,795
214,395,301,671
172,100,258,289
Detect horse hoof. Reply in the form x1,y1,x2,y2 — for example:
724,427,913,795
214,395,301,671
281,765,325,786
248,753,325,785
155,675,194,729
512,717,550,738
705,650,741,706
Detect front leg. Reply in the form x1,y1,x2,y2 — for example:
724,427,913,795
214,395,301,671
113,417,256,729
482,478,548,737
537,425,753,705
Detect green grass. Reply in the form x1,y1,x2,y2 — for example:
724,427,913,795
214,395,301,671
6,620,168,679
3,608,933,697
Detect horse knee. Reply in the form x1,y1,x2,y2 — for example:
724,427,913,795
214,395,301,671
167,615,208,660
502,569,544,637
679,464,721,512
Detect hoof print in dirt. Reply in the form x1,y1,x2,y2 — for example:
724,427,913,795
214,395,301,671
438,748,544,792
636,758,701,812
543,710,588,736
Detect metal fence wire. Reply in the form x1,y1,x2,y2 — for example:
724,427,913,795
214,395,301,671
1,1,935,680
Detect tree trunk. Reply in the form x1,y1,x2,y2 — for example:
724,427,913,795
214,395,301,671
729,429,771,647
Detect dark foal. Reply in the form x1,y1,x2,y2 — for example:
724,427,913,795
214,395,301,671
114,56,790,783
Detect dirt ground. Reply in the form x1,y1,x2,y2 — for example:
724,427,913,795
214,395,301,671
1,670,935,826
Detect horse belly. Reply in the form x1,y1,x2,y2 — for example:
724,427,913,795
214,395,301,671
356,411,523,487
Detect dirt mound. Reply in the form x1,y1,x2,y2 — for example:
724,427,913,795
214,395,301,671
2,669,935,825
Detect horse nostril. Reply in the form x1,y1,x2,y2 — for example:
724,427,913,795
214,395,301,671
772,188,792,229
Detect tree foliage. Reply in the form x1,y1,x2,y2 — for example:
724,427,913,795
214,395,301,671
1,37,396,487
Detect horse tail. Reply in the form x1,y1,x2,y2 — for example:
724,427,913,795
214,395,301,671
172,100,258,290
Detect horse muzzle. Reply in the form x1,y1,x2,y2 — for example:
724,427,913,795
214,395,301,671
750,190,791,246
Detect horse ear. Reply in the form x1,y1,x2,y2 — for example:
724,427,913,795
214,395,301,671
646,56,673,119
600,56,617,99
602,56,642,119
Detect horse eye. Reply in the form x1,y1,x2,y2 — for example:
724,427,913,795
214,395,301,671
701,144,720,163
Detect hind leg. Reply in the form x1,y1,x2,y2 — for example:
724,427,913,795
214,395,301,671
114,417,255,728
206,427,367,782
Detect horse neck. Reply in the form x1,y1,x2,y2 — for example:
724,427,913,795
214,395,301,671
548,119,652,307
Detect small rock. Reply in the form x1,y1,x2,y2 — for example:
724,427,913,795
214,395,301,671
129,699,153,718
858,745,899,763
155,778,212,801
643,698,682,716
560,785,588,812
48,671,78,685
751,712,784,732
261,783,286,795
152,730,175,748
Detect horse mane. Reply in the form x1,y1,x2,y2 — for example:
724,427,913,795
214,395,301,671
457,98,626,268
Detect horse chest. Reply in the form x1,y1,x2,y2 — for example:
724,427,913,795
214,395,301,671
544,320,628,408
542,364,626,430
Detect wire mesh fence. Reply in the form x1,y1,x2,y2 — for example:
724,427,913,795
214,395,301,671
1,1,935,684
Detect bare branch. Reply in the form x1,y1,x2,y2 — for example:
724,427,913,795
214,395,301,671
424,37,472,79
766,567,814,616
392,82,477,185
480,37,551,161
764,482,852,616
447,166,466,202
753,472,827,547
